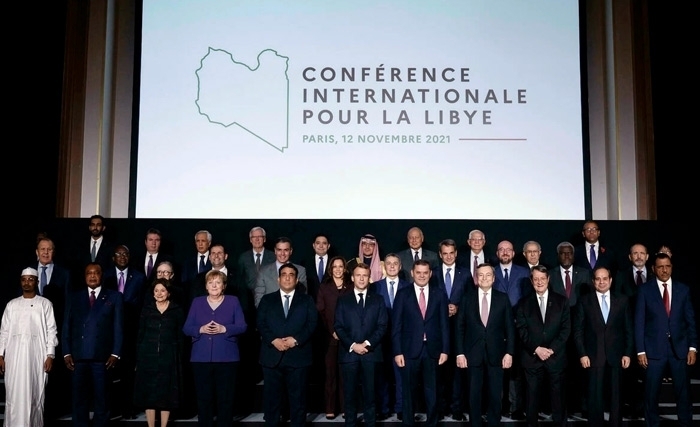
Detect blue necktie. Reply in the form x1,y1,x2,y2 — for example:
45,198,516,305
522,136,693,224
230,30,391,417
199,254,206,274
40,266,48,295
284,295,290,318
318,257,324,282
389,281,395,307
445,268,452,297
601,294,609,323
589,244,597,269
91,241,97,262
504,268,509,282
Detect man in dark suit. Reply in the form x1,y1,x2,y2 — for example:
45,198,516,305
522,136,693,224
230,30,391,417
102,244,146,419
515,265,570,427
371,253,410,419
304,233,331,301
75,214,114,278
255,237,307,307
392,260,449,427
181,229,213,285
456,229,488,287
574,220,617,276
398,227,439,281
430,239,469,420
493,240,529,420
549,242,591,308
334,262,388,427
635,253,697,427
63,262,124,427
456,263,515,427
236,226,275,296
133,227,173,283
573,266,633,427
257,263,317,427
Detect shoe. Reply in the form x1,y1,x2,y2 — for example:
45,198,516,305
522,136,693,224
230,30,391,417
510,411,525,420
450,412,466,421
326,414,336,420
397,413,402,421
376,412,391,421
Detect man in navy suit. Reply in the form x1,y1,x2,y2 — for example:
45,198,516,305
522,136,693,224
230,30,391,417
371,253,410,419
334,263,388,427
75,215,114,279
635,253,697,427
181,230,213,285
257,263,317,427
573,266,633,427
103,244,147,419
516,265,570,427
398,227,439,281
63,262,124,427
134,227,174,283
456,229,488,287
430,239,469,420
456,263,515,427
574,221,617,276
304,233,332,301
392,260,449,427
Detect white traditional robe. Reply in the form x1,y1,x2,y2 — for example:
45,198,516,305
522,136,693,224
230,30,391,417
0,295,58,427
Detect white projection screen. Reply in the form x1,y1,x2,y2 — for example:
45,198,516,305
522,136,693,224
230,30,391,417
135,0,586,219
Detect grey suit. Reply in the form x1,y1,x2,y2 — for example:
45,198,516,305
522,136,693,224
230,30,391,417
254,262,307,307
237,248,276,291
398,248,439,281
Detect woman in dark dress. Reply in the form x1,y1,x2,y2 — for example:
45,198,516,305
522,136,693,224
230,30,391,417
316,256,352,419
133,278,184,427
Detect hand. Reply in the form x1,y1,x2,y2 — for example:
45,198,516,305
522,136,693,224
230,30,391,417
580,356,591,368
351,342,369,355
448,304,458,317
621,356,631,369
502,354,512,369
332,332,339,340
272,338,288,351
438,353,448,365
0,356,4,374
637,354,648,368
282,337,297,350
44,357,54,373
105,355,118,369
688,350,697,366
394,354,405,368
64,355,75,371
456,355,467,369
535,346,553,361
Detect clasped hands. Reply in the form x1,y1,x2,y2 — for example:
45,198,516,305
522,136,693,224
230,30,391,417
200,320,226,335
535,346,554,361
272,336,297,351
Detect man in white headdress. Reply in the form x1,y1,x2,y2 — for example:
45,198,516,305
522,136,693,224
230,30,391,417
0,267,58,426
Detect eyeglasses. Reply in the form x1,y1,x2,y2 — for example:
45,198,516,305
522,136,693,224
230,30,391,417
114,252,129,257
583,227,599,232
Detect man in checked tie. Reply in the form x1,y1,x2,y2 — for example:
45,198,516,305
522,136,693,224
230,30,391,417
635,252,697,427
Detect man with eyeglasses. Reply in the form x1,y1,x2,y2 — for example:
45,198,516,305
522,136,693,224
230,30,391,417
574,221,617,276
457,229,489,288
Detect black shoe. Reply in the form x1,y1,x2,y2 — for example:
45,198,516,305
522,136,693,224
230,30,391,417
376,412,390,421
450,412,466,421
510,411,525,420
397,413,403,421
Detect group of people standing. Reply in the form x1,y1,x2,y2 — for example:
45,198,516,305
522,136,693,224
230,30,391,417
0,218,697,427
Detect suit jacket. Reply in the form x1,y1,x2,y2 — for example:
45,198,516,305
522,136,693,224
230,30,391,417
493,263,530,308
181,252,212,286
573,292,633,367
38,262,71,343
614,265,650,301
257,290,317,368
62,287,124,360
392,285,449,360
236,249,275,292
456,288,515,366
371,277,411,314
398,248,439,281
78,238,115,274
430,264,469,306
304,255,329,301
634,279,698,359
254,262,307,307
515,290,570,369
103,267,147,308
334,291,388,363
133,252,174,283
548,265,591,308
574,243,617,274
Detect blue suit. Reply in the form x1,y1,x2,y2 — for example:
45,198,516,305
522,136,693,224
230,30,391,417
493,263,530,308
392,285,449,427
635,279,697,426
371,277,410,415
63,287,124,427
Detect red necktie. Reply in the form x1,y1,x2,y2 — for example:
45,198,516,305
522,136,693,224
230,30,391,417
662,283,670,316
635,270,643,286
565,270,572,298
472,256,479,286
419,287,427,319
89,290,96,307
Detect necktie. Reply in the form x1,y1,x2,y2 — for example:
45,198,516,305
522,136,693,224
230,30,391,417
635,270,643,286
481,292,489,326
473,256,479,285
389,281,395,307
419,287,427,319
284,294,290,318
118,271,125,293
589,244,597,269
414,251,419,262
601,294,609,323
40,266,48,295
565,270,572,298
504,268,509,282
539,296,546,321
89,290,96,307
662,283,670,316
358,292,365,314
91,241,97,262
318,257,325,282
445,268,453,297
255,253,261,272
147,255,154,277
199,254,206,273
